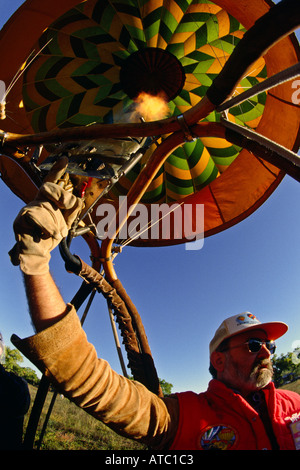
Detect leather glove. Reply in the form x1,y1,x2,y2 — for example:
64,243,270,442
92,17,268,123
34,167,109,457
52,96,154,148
9,158,84,275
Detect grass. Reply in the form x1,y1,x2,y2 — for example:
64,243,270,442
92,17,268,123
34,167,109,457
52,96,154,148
24,379,300,451
279,377,300,395
24,384,146,450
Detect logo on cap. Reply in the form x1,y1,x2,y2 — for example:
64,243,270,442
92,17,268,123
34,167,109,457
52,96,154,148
236,313,260,327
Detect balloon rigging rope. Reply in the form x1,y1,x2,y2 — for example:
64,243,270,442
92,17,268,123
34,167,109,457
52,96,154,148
2,39,53,104
118,199,185,249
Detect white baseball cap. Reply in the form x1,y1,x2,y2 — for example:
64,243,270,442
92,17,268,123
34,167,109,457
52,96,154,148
209,312,288,356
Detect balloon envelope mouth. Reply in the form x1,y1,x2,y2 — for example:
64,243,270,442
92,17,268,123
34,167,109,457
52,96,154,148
120,47,186,101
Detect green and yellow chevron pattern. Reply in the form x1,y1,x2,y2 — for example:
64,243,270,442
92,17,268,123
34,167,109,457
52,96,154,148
22,0,267,203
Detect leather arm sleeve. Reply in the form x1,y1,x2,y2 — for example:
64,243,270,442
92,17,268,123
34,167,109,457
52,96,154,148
11,305,179,449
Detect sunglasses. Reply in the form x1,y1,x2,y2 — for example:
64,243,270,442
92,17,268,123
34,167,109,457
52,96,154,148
221,338,276,355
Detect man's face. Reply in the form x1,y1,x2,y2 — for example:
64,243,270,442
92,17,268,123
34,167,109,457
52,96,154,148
219,329,274,396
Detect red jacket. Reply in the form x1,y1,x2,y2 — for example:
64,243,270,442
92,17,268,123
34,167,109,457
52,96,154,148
170,380,300,450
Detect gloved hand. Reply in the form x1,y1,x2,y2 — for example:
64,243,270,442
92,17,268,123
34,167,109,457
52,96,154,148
9,158,84,275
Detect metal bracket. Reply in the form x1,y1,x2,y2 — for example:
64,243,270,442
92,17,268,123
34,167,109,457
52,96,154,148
176,114,195,142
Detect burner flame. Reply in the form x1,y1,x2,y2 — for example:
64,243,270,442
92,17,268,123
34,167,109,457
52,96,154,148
133,91,170,121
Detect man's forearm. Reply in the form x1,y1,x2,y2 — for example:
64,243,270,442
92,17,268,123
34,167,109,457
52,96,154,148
23,272,69,332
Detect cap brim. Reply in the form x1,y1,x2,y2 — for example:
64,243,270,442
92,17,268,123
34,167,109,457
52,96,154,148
228,321,288,342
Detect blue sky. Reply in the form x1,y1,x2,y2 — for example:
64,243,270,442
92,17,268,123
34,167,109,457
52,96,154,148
0,0,300,394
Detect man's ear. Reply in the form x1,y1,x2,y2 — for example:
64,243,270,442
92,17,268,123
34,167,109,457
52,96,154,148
210,351,226,372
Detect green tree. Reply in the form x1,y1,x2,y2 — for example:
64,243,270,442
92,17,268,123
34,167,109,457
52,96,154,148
3,346,40,385
3,346,24,373
272,348,300,386
159,378,173,395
